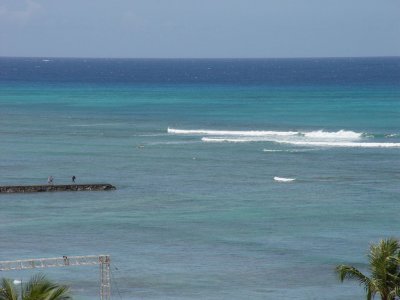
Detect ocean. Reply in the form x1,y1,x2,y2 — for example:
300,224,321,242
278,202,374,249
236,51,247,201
0,57,399,299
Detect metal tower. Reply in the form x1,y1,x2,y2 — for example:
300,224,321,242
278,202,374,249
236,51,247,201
0,255,111,300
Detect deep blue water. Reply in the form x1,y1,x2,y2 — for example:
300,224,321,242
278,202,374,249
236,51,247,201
1,57,399,85
0,57,399,299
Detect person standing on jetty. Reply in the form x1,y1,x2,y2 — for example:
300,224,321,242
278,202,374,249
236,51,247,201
72,176,76,183
47,176,54,185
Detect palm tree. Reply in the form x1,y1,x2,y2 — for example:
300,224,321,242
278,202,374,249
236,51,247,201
0,274,72,300
336,238,400,300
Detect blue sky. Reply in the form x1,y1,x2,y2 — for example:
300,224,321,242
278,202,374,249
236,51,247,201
0,0,399,58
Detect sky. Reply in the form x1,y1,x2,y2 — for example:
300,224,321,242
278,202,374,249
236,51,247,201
0,0,399,58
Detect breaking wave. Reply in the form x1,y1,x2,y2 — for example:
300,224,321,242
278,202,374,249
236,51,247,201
302,130,361,139
168,127,400,149
169,127,362,139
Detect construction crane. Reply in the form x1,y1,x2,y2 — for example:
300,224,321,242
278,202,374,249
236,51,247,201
0,255,111,300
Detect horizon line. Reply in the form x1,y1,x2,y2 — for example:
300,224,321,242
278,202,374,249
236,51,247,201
1,55,399,60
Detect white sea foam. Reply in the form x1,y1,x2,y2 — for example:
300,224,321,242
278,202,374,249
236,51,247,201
277,141,400,148
274,177,296,182
169,127,362,140
168,128,298,136
303,130,362,140
170,127,400,149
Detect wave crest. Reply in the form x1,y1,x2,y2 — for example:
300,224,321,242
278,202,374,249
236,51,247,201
303,130,362,140
169,127,362,140
169,127,400,148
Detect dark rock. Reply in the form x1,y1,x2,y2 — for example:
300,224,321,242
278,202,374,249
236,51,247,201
0,184,116,193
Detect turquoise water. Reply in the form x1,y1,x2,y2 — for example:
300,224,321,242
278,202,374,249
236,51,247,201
0,58,399,299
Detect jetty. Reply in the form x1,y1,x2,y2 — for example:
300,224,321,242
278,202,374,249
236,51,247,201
0,184,116,194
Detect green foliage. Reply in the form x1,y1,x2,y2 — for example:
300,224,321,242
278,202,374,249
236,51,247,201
336,238,400,300
0,279,18,300
0,274,71,300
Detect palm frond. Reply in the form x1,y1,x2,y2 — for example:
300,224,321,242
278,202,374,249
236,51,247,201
45,286,72,300
336,265,370,284
0,278,19,300
23,274,71,300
